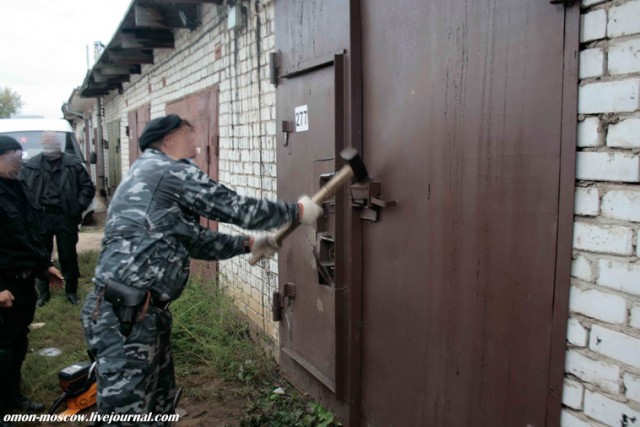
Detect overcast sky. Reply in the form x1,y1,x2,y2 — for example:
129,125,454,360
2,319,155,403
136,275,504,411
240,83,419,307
0,0,132,119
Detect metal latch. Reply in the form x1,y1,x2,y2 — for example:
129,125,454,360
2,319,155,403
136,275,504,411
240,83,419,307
350,180,396,222
282,120,294,147
272,282,296,322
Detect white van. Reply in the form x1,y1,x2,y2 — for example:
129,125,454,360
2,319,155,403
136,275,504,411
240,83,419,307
0,118,97,223
0,118,85,160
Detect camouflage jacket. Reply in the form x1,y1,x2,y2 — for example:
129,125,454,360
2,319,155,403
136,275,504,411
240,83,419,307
94,148,298,301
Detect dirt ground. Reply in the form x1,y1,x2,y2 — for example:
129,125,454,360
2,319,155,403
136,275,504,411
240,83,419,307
77,221,105,253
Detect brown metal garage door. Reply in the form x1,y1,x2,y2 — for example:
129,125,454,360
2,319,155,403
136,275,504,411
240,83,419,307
274,1,578,425
274,0,351,413
359,1,577,425
166,87,219,281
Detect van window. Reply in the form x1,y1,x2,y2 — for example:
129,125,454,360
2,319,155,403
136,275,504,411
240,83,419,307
0,131,81,160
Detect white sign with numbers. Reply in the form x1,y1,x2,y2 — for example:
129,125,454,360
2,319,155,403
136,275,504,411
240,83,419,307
295,105,309,132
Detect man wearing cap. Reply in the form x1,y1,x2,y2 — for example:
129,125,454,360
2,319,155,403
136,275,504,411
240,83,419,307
81,114,322,422
0,136,64,424
20,131,95,306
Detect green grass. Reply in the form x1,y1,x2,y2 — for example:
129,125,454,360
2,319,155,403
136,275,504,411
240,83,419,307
20,250,338,426
171,280,274,386
22,251,99,412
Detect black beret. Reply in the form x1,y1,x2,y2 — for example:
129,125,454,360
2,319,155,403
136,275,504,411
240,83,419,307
0,135,22,156
139,114,183,151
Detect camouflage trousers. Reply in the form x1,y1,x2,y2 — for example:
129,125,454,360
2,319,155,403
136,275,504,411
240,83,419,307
81,288,175,426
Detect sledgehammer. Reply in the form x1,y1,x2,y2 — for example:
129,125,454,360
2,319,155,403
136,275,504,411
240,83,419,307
249,147,369,265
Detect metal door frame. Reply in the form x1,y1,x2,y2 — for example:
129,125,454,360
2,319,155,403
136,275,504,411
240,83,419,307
276,53,349,399
546,4,579,425
106,119,122,193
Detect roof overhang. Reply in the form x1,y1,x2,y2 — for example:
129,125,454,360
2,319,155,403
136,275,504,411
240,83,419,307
79,0,224,98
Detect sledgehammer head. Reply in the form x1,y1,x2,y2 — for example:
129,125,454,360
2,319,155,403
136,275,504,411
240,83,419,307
340,147,369,182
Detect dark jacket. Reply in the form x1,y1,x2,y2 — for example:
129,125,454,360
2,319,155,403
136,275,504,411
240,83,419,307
20,153,95,223
0,178,51,296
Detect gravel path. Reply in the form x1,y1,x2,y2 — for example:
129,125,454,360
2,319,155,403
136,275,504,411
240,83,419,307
77,212,106,253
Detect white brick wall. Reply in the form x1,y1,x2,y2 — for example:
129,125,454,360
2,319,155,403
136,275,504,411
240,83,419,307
572,255,595,282
563,378,585,410
575,152,640,182
569,286,627,324
578,79,640,114
624,373,640,402
573,222,634,255
567,317,589,347
607,117,640,148
575,187,600,216
560,410,593,427
581,9,607,43
580,48,606,79
608,0,640,38
632,305,640,329
601,189,640,221
565,349,620,394
598,259,640,295
566,1,640,425
577,117,604,148
584,391,640,427
589,325,640,369
609,39,640,76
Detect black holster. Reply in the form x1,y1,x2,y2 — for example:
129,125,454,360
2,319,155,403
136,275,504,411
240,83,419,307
103,280,147,337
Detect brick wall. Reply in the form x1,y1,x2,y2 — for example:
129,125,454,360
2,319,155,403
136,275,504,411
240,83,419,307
81,1,281,345
563,0,640,425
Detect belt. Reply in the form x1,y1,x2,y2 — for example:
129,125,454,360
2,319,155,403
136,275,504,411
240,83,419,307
95,283,171,311
42,205,63,214
0,269,35,280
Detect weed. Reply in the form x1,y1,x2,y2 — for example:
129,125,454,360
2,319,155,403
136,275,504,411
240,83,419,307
20,250,340,425
171,280,274,386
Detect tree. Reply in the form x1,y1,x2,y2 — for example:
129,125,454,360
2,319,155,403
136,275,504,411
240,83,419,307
0,87,23,118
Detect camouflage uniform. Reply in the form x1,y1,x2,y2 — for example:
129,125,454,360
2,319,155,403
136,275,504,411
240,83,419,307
81,148,298,424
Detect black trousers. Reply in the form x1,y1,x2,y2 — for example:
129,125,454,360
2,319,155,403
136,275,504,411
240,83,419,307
0,275,37,409
37,212,80,296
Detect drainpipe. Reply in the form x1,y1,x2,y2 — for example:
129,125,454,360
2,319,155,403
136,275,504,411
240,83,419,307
96,97,106,198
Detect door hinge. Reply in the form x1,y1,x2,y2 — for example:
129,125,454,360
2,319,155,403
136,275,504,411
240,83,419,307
205,145,211,165
351,180,397,222
269,51,279,87
272,282,296,322
549,0,575,5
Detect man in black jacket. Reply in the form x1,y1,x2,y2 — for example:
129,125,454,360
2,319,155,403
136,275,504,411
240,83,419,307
20,131,95,305
0,136,64,424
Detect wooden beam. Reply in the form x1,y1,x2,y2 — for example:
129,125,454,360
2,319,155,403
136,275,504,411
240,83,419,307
107,49,154,64
119,29,174,49
80,82,122,98
97,64,141,75
135,5,167,29
134,4,200,30
93,71,130,84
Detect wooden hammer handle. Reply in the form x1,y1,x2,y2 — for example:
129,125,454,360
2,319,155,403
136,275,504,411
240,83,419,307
249,166,355,265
